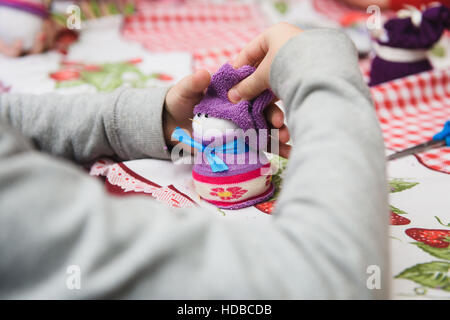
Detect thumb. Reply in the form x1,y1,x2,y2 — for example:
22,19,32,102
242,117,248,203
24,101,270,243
169,69,211,106
228,57,270,103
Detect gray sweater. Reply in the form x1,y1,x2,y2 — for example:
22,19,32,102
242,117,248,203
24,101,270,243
0,29,389,299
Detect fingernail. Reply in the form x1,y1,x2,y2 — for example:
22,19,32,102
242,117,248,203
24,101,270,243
228,89,240,103
230,57,238,69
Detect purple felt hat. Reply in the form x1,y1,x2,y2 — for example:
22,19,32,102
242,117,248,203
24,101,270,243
194,63,274,131
369,4,450,86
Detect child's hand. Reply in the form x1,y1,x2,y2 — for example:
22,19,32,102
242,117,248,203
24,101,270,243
163,68,291,158
227,23,302,158
163,69,211,148
228,23,302,103
0,19,57,57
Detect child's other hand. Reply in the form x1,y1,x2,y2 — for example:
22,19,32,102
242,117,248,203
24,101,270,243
0,19,57,57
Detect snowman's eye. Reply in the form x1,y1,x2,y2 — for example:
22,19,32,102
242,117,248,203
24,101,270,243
197,113,202,117
205,114,209,118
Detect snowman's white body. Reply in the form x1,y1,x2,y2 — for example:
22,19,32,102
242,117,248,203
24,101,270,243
0,6,43,51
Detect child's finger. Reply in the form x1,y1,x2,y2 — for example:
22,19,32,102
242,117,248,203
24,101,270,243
264,103,284,128
166,70,211,111
177,70,211,101
278,125,290,144
232,32,267,69
228,56,271,103
267,137,291,159
190,69,211,95
279,143,291,159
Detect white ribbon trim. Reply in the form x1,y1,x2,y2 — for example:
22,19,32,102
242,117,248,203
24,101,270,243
373,42,428,63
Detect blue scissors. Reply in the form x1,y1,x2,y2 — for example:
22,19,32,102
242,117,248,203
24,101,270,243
387,120,450,161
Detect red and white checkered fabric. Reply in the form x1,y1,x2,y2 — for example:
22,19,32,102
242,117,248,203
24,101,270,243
122,0,269,72
371,67,450,174
312,0,362,22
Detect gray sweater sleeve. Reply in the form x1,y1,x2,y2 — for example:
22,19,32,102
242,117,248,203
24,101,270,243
0,87,171,162
0,29,389,299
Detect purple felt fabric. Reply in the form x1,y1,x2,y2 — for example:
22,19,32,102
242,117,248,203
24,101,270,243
379,5,450,49
369,57,432,86
193,63,275,131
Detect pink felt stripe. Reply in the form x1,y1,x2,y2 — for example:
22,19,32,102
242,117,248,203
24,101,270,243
203,184,274,207
192,163,271,184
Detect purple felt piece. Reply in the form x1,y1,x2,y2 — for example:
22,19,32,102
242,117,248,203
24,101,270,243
194,63,275,131
379,5,450,49
369,5,450,86
369,57,432,86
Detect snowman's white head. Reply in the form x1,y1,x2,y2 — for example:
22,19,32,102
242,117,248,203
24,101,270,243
192,112,239,140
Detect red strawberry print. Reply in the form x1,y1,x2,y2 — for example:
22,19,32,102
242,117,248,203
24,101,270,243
128,58,143,64
157,73,173,81
390,211,410,225
405,228,450,248
49,69,80,81
84,65,102,72
255,200,275,214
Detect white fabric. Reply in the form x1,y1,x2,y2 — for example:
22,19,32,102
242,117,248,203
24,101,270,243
374,42,428,63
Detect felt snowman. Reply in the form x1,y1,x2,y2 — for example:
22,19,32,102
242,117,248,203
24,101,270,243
369,4,450,86
173,63,276,209
0,0,48,51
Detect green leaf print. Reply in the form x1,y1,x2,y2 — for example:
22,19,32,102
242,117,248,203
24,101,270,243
274,1,288,14
395,261,450,292
435,216,450,228
389,179,419,193
390,204,407,215
430,44,446,58
412,242,450,261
